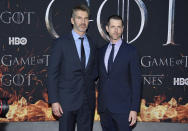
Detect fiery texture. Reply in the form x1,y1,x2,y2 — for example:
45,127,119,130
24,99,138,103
138,96,188,123
0,97,55,122
0,94,188,122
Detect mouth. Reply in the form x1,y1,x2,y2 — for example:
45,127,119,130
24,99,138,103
80,25,86,28
80,23,87,27
113,33,119,35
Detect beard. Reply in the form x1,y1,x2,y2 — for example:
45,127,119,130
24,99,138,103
110,34,121,40
77,24,87,32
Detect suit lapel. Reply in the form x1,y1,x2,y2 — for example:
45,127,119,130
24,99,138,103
102,45,108,75
109,42,127,74
68,33,94,71
85,36,93,71
67,33,82,68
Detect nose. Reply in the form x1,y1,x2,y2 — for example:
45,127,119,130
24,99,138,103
81,18,86,24
114,27,118,32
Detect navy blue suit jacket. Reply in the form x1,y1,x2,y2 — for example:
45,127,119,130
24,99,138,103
47,32,98,111
98,41,141,113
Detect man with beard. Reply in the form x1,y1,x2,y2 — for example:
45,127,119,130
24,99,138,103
48,5,97,131
98,15,141,131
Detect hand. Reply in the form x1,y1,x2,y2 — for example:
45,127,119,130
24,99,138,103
52,102,63,117
129,111,137,126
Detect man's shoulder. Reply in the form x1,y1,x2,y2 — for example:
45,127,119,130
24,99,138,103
55,32,73,42
122,41,137,52
99,43,108,52
51,33,72,48
58,32,72,41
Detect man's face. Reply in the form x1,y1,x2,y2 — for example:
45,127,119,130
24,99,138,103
106,19,124,41
71,10,89,34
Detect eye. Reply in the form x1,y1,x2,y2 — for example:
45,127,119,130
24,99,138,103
77,16,82,20
84,17,89,21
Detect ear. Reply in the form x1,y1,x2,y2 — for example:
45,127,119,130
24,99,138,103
71,17,74,25
106,25,109,33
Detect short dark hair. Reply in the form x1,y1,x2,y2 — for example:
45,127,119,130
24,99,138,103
106,15,124,26
71,4,90,18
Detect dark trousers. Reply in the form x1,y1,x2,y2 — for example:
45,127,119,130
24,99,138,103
100,109,131,131
59,97,94,131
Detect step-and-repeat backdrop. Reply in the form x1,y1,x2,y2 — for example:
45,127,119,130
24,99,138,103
0,0,188,122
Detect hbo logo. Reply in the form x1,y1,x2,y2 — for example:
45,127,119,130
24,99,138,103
9,37,27,45
173,78,188,85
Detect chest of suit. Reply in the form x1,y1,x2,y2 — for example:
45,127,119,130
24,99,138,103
58,37,95,81
99,43,133,80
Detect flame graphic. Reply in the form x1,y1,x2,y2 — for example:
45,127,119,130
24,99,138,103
0,96,55,122
0,89,188,122
138,96,188,123
0,47,55,121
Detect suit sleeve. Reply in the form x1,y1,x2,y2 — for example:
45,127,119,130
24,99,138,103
130,48,141,112
47,39,63,104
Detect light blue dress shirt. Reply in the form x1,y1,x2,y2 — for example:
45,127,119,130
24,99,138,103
72,30,90,67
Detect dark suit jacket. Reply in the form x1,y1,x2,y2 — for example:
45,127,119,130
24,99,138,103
47,32,98,111
98,41,141,113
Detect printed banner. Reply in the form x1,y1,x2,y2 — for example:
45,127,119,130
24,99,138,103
0,0,188,122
